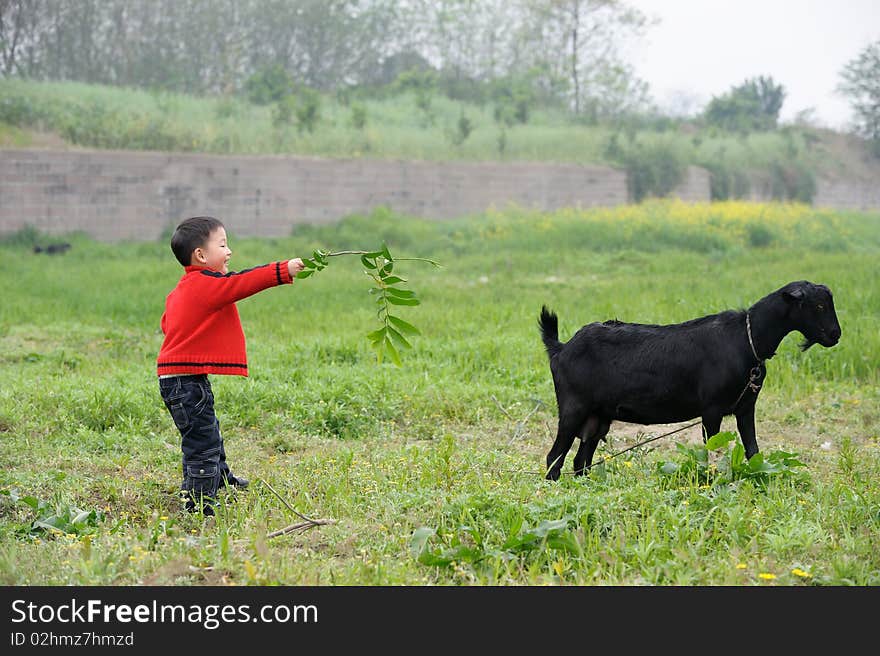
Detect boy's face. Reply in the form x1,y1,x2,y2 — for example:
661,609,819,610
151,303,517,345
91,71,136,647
193,227,231,274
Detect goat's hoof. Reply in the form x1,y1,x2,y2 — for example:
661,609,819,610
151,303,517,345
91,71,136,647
545,469,561,482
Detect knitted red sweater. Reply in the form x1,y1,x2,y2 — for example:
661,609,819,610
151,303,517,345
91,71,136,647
157,262,293,377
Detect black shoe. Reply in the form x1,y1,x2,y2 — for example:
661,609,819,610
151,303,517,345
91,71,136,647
185,499,215,516
221,474,249,489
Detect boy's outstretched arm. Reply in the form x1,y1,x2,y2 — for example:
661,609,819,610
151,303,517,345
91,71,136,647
288,258,305,278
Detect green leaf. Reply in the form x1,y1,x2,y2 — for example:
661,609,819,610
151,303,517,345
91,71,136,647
387,296,420,306
295,270,315,279
360,255,377,269
384,287,416,299
388,315,421,336
528,518,571,538
547,532,581,555
301,258,317,269
381,243,393,261
380,261,394,275
383,336,402,366
381,276,407,285
386,326,412,350
410,527,436,560
659,461,679,475
19,495,41,510
706,431,736,451
731,443,745,471
366,327,387,343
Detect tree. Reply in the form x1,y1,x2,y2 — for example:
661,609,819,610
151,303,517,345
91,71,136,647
838,39,880,155
704,76,786,132
0,0,35,75
519,0,649,118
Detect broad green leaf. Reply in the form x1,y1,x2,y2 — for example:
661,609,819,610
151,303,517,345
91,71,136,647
20,495,41,510
360,255,377,269
731,443,745,471
370,338,384,364
528,518,571,538
366,327,386,343
386,326,412,350
706,431,736,451
410,527,436,560
387,296,420,306
384,287,416,299
295,270,315,279
380,261,394,275
381,243,393,261
388,315,421,336
747,452,765,470
381,276,406,285
547,532,582,555
383,336,402,366
659,461,679,475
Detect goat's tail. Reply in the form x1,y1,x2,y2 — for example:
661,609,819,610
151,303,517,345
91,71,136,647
539,305,563,359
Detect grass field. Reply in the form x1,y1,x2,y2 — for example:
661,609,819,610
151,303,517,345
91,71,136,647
0,77,840,175
1,200,878,585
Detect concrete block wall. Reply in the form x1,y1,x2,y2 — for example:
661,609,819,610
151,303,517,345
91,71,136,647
814,178,880,211
0,149,629,241
672,166,712,203
2,148,877,242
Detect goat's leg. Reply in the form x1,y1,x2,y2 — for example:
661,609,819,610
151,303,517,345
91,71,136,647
573,417,611,476
701,414,722,443
546,409,584,481
735,408,759,459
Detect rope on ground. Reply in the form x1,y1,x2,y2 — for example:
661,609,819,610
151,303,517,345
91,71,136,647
259,477,336,538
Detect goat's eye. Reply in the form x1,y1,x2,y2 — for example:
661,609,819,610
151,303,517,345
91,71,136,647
817,304,824,311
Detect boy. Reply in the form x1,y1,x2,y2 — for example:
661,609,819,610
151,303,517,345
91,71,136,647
157,216,305,515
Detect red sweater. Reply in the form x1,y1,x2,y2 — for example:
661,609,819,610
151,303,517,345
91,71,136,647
157,262,293,377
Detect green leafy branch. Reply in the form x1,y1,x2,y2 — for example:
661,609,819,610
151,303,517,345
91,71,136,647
657,431,808,486
296,243,440,365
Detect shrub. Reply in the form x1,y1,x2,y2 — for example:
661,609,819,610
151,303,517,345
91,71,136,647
350,103,367,130
612,137,688,202
244,65,294,105
294,88,322,134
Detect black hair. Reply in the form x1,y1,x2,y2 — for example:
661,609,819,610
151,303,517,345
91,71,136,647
169,216,225,266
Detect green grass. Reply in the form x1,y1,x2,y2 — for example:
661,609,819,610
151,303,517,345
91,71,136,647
0,201,878,585
0,77,838,174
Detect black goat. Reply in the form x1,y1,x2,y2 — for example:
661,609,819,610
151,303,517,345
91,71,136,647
539,281,841,481
33,242,71,255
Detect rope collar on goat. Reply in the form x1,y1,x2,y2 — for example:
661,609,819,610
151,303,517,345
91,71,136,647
735,312,765,408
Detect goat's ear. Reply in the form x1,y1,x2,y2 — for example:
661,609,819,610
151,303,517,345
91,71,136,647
783,287,805,303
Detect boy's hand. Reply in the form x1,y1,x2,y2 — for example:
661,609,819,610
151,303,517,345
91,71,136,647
288,258,305,277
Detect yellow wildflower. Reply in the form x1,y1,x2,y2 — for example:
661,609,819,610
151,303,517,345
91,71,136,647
735,563,747,570
791,568,811,578
758,572,777,580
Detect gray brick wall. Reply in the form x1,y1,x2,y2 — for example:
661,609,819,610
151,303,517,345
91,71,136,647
1,148,877,242
0,149,628,241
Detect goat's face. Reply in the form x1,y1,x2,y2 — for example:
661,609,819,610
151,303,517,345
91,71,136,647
783,282,841,350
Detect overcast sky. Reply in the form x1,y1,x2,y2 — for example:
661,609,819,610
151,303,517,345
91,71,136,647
623,0,878,129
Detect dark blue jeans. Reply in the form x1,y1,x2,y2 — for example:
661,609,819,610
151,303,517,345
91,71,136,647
159,374,232,511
